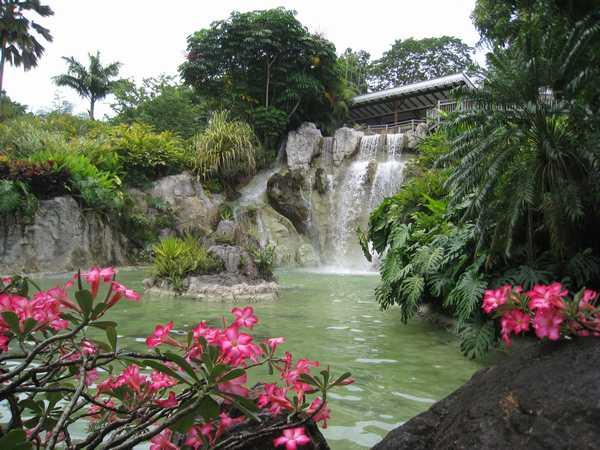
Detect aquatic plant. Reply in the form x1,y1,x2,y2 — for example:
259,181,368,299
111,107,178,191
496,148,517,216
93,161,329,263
0,268,351,449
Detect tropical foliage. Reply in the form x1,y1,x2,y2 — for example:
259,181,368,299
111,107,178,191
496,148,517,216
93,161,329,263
180,8,345,145
0,0,53,93
53,51,122,119
192,111,258,189
364,5,600,358
152,236,224,290
368,36,477,91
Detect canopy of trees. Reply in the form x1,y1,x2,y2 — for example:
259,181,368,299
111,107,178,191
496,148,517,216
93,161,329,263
368,36,476,91
179,8,345,146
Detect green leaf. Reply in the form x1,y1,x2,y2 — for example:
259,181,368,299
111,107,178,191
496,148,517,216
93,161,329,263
106,325,117,351
21,318,38,335
92,302,107,319
165,351,199,382
298,373,320,388
75,289,94,318
0,429,33,450
90,321,117,330
1,311,20,334
198,395,220,421
140,359,189,385
332,372,352,387
217,368,245,383
230,395,260,422
170,410,197,433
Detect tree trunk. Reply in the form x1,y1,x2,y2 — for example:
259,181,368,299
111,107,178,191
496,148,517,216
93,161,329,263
89,98,95,120
0,40,6,96
265,63,270,108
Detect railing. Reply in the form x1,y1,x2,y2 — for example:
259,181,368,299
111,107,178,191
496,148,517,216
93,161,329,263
364,119,427,134
427,99,476,120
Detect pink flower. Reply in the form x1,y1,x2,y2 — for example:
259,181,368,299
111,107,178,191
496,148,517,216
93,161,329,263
218,373,249,398
85,368,99,386
156,391,178,408
482,286,509,314
257,383,293,415
81,340,97,355
0,334,9,352
231,306,258,329
533,308,564,340
527,282,568,310
108,282,141,307
193,321,222,345
146,322,174,348
1,277,12,285
273,427,312,450
307,397,331,428
267,337,285,352
149,371,177,391
150,429,179,450
186,424,213,449
116,365,147,392
219,326,260,365
581,289,598,305
215,412,245,440
500,309,530,346
84,267,116,297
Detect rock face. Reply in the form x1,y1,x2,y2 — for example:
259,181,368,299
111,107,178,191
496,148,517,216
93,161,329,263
296,243,319,267
285,122,323,171
212,220,237,245
373,338,600,450
0,196,128,273
266,170,311,234
332,127,363,166
149,172,223,234
208,244,257,279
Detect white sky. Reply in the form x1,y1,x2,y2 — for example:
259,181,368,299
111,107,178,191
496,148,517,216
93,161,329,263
6,0,481,118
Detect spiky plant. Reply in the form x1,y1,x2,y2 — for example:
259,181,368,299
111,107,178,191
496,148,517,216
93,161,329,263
0,0,53,94
441,13,600,263
192,111,258,187
53,51,122,119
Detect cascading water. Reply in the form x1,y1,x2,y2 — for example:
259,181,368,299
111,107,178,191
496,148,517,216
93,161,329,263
328,133,407,270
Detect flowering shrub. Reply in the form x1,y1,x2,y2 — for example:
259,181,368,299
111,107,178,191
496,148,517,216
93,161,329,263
482,282,600,346
0,268,350,449
0,157,71,199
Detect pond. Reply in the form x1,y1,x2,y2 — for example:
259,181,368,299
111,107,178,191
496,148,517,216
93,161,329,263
33,268,484,449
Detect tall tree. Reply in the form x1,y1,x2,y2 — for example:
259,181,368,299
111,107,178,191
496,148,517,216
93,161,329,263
180,8,343,145
338,48,371,95
368,36,476,91
53,51,121,120
0,0,53,94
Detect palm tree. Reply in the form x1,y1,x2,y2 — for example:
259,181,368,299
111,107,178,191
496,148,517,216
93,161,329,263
0,0,54,94
441,14,600,263
53,51,121,119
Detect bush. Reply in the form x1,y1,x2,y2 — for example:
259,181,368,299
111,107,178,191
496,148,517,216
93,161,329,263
249,243,276,281
107,123,190,185
193,111,258,187
0,179,37,217
153,235,223,289
0,157,71,199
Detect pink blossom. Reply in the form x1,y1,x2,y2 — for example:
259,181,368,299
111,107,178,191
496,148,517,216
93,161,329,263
533,308,564,340
81,340,97,355
116,365,147,392
1,277,12,285
155,391,178,408
267,337,285,352
85,368,99,386
150,429,179,450
219,326,260,365
0,334,9,352
581,289,598,305
186,424,213,449
500,309,531,346
146,322,174,348
218,373,249,398
527,282,568,310
482,286,510,314
84,267,116,297
307,397,331,428
257,383,293,415
215,412,245,440
193,321,222,345
231,306,258,329
273,427,311,450
108,282,141,307
149,371,177,391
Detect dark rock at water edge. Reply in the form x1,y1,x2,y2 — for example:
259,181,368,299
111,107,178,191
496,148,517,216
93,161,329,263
373,337,600,450
266,170,311,234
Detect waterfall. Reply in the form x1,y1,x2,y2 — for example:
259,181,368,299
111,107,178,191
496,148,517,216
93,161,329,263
328,133,407,270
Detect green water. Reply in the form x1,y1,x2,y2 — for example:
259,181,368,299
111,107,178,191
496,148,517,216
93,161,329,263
35,268,482,449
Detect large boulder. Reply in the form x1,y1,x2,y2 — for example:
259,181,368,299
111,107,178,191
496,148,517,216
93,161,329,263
212,220,237,244
285,122,323,171
296,243,319,267
332,127,364,166
373,338,600,450
149,172,223,234
0,196,128,273
208,244,258,279
266,170,311,234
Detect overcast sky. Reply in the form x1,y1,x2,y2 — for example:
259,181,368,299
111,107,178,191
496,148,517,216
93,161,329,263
6,0,481,118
